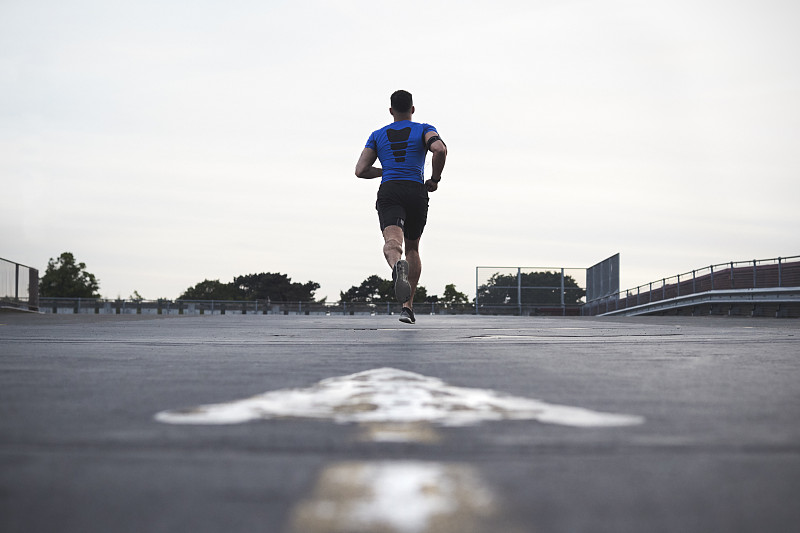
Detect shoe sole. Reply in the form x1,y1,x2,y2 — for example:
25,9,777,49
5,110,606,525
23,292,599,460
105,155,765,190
399,316,415,324
394,260,412,304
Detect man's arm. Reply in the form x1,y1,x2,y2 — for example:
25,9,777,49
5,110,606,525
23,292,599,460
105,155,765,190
355,147,383,179
424,131,447,192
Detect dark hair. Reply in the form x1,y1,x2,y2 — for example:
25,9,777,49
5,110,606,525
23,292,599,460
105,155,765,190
390,90,413,113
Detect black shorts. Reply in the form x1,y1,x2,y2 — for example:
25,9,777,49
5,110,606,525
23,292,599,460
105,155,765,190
376,180,429,241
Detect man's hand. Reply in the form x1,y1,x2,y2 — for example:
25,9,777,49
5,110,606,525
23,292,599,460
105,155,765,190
425,178,440,192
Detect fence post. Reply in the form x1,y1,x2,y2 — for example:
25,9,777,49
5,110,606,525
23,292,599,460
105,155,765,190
29,268,39,310
692,270,696,293
560,268,565,315
730,262,735,289
778,257,782,287
517,267,522,316
677,274,681,296
14,263,19,300
710,265,715,290
753,260,757,288
475,267,480,315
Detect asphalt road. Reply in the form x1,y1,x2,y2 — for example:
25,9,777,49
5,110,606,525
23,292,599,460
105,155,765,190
1,313,798,533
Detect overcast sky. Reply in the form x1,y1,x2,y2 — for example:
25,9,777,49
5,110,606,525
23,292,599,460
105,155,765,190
2,0,798,302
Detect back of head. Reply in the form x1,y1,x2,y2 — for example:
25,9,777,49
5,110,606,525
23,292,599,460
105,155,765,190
390,90,413,114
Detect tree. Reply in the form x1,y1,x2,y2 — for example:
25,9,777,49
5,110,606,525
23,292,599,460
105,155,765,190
234,273,320,302
178,279,241,301
340,274,435,303
441,283,469,307
39,252,101,298
340,275,393,303
129,290,144,302
413,285,432,303
178,272,321,302
477,271,585,306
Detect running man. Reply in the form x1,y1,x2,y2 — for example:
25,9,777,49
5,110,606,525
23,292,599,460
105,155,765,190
355,90,447,324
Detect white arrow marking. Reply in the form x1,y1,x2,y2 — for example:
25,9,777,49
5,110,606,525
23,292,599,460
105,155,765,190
155,367,643,428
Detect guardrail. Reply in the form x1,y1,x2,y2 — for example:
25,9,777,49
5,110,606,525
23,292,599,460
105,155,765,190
583,255,800,317
38,298,477,316
0,257,39,311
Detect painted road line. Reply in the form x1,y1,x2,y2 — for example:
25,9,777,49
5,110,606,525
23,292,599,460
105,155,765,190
155,367,643,428
284,461,525,533
358,422,442,444
470,333,682,340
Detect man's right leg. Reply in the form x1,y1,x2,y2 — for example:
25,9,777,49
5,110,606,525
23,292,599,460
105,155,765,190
383,225,411,304
382,226,403,268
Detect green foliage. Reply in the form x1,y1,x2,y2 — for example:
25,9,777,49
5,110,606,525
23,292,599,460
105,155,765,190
178,273,320,302
413,285,431,303
340,275,393,303
234,273,320,302
477,271,585,305
178,279,241,301
340,274,434,303
39,252,100,298
129,290,144,302
441,283,469,306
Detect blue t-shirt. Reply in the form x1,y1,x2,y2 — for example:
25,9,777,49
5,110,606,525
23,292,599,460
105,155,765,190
365,120,438,184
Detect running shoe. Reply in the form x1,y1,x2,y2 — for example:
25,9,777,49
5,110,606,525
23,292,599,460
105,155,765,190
399,306,416,324
393,260,412,304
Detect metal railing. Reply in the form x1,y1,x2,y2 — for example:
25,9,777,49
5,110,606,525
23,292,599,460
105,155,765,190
0,257,39,311
582,255,800,316
38,298,477,316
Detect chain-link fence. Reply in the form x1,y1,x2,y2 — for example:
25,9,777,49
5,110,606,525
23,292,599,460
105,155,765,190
475,266,587,316
0,257,39,311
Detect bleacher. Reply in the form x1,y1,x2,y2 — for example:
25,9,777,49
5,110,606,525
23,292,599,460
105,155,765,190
584,257,800,318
